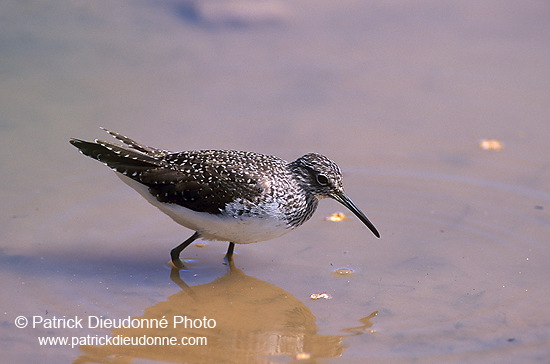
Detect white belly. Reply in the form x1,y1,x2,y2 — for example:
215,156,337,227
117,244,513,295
117,174,291,243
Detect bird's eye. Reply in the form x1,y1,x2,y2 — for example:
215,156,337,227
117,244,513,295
316,173,329,186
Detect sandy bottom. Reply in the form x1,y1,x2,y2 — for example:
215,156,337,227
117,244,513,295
2,1,549,363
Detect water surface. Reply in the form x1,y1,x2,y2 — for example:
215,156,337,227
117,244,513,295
1,1,549,362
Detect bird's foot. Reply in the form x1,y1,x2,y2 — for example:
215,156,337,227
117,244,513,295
170,258,185,270
223,242,235,264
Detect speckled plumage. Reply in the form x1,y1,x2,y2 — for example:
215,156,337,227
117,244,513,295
70,128,379,268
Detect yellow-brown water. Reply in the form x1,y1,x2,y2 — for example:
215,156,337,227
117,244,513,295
2,1,549,362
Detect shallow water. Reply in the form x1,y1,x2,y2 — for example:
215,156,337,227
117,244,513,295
2,1,549,362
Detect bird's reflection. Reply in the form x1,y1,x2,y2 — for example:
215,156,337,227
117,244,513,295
76,261,376,363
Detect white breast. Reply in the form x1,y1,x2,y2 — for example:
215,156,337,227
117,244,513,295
117,174,292,244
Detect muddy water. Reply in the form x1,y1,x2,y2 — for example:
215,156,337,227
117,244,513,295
2,1,549,363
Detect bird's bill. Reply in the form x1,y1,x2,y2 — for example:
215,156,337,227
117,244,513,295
332,193,380,238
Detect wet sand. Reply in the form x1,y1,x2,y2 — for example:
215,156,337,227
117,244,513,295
1,1,549,362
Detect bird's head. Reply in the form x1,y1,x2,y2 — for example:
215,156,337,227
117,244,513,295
290,153,380,238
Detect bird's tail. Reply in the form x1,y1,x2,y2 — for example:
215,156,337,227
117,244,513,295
69,138,162,175
99,127,170,157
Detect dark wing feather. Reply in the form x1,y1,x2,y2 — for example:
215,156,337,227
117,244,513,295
100,128,171,157
70,137,268,214
69,138,161,171
138,153,266,214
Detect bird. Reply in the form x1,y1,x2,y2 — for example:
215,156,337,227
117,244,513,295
69,128,380,268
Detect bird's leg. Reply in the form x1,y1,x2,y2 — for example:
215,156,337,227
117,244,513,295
224,242,235,262
171,231,201,269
